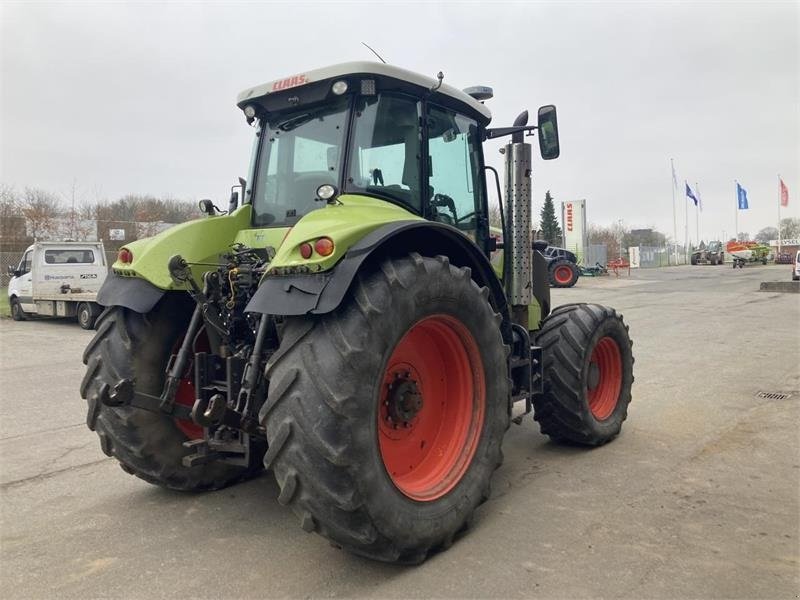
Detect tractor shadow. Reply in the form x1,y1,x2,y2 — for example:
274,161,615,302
82,419,612,593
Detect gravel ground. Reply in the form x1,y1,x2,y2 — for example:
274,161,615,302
1,264,798,599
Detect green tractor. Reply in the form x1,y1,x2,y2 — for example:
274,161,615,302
81,62,634,563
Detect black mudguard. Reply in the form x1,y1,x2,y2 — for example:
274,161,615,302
96,272,166,313
246,221,511,327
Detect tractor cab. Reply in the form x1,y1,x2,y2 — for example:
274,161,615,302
237,62,495,252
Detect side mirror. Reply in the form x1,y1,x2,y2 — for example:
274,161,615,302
229,177,246,213
537,105,560,160
198,199,217,216
7,265,20,277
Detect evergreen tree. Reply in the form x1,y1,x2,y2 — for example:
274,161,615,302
539,190,562,246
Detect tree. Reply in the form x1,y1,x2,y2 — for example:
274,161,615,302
755,226,778,244
539,190,562,246
487,203,501,229
0,184,26,246
21,187,62,239
588,223,625,259
737,232,750,242
779,217,800,240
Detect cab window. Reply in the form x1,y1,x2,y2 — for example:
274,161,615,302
18,251,32,275
44,249,95,264
426,105,483,235
252,97,349,227
347,94,422,213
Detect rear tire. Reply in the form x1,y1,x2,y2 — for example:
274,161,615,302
10,297,26,321
262,254,510,563
80,300,263,490
534,303,634,445
77,302,96,330
549,259,579,288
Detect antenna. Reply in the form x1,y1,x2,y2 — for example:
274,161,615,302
361,42,387,64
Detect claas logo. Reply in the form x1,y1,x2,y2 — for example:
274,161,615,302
566,203,574,232
272,75,308,91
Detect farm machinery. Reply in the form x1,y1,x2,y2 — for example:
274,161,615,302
691,241,725,265
726,240,770,268
81,63,634,563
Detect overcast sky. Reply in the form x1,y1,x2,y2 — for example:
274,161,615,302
1,1,798,243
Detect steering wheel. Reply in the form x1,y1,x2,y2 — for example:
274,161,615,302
430,193,458,223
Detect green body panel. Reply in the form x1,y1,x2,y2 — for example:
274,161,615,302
112,204,253,289
528,301,542,331
109,193,541,326
111,195,423,289
264,194,423,274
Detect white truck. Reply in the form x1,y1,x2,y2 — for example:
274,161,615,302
6,241,108,329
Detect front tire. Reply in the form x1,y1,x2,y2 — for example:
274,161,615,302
80,300,263,490
262,254,510,563
10,297,26,321
534,303,634,446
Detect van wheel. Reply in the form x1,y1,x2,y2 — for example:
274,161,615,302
10,298,26,321
77,303,96,330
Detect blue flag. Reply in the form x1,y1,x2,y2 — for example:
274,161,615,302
685,182,698,206
737,183,749,210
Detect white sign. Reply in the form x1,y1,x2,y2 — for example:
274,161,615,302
769,239,800,246
628,246,640,268
109,228,126,241
561,199,588,265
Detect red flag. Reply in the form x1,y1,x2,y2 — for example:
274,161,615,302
780,178,789,207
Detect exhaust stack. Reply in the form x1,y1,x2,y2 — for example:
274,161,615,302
503,111,533,327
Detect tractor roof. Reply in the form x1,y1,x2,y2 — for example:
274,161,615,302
236,61,492,125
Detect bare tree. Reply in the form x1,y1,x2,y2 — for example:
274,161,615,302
755,227,778,244
780,217,800,239
21,187,63,239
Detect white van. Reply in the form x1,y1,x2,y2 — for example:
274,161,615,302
7,241,108,329
793,250,800,281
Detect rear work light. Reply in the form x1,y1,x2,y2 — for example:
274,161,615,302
118,248,133,264
314,237,335,257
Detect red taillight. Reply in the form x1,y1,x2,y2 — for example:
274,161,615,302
118,248,133,264
299,242,313,259
314,237,334,257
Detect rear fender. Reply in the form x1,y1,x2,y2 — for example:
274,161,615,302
246,221,513,342
96,273,166,313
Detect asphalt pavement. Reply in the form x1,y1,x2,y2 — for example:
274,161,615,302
1,264,798,599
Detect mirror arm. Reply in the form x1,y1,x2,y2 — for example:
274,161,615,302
484,125,537,140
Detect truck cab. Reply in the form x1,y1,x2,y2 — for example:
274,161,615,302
7,241,108,328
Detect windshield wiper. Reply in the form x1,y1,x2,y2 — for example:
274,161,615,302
278,112,317,132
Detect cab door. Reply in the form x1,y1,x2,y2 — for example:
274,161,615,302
425,104,488,251
12,250,34,312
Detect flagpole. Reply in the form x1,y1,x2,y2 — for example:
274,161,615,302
778,174,782,256
695,181,700,243
734,180,739,242
671,159,678,265
684,180,689,260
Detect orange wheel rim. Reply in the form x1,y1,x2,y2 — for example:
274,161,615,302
378,315,485,502
587,336,622,420
554,265,573,284
171,330,207,440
